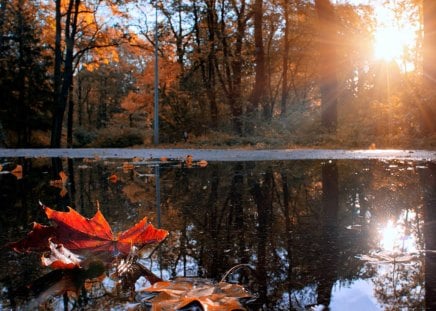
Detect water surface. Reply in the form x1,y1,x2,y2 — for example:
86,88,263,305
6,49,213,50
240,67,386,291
0,154,435,310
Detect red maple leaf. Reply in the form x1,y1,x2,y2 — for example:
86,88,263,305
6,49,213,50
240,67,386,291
9,204,168,257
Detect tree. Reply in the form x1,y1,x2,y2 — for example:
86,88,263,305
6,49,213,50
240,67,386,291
48,0,128,147
315,0,339,132
0,0,52,147
213,0,250,135
248,0,267,122
50,0,79,147
422,0,436,134
280,0,290,117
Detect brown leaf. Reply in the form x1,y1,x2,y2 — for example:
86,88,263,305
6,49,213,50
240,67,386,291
11,164,23,180
142,277,253,310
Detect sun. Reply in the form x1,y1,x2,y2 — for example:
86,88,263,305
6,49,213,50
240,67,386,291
371,4,417,64
373,27,408,61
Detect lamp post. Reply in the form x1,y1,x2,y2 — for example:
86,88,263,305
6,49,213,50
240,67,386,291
153,1,159,145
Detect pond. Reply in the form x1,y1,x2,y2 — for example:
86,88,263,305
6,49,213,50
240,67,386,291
0,152,435,310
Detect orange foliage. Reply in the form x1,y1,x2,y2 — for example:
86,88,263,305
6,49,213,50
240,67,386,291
49,171,68,197
9,204,168,260
120,40,180,116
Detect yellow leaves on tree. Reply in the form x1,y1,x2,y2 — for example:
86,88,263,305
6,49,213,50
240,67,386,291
121,41,180,117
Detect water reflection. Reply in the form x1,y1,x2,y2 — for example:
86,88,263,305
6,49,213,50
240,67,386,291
378,211,419,254
0,157,434,310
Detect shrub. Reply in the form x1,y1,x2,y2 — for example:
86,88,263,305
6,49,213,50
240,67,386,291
73,127,97,147
90,128,145,148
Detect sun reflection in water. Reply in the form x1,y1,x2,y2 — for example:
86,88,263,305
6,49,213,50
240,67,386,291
379,210,418,254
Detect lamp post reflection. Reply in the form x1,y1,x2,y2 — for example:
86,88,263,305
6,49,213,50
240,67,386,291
155,165,161,228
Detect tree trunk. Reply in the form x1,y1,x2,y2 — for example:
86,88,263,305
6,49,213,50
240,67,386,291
67,82,74,148
206,0,218,129
213,0,247,135
16,0,28,146
0,0,7,52
315,0,338,132
229,1,246,135
422,0,436,134
50,0,63,147
248,0,267,123
51,0,80,148
280,0,290,117
0,0,7,146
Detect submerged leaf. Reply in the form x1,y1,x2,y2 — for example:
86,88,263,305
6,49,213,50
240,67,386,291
41,240,83,269
9,223,55,253
10,262,106,309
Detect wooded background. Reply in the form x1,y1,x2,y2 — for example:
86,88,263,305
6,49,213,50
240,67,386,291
0,0,435,148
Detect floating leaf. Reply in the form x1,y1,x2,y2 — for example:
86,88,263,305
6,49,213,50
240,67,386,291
9,204,168,259
49,171,68,197
108,174,118,183
11,164,23,180
185,155,193,167
123,162,134,172
198,160,208,168
142,277,254,311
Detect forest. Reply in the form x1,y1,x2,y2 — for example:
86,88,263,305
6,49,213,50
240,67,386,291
0,0,435,149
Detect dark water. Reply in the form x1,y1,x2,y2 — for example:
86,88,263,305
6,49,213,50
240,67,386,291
0,156,435,310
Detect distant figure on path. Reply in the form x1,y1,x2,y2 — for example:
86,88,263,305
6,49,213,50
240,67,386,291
183,131,188,142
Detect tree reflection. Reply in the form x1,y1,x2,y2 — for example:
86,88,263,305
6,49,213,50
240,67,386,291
422,162,436,310
371,210,424,309
365,161,427,310
317,160,339,308
0,158,434,309
250,167,274,307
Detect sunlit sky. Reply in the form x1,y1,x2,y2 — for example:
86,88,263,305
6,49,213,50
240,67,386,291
336,0,419,68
